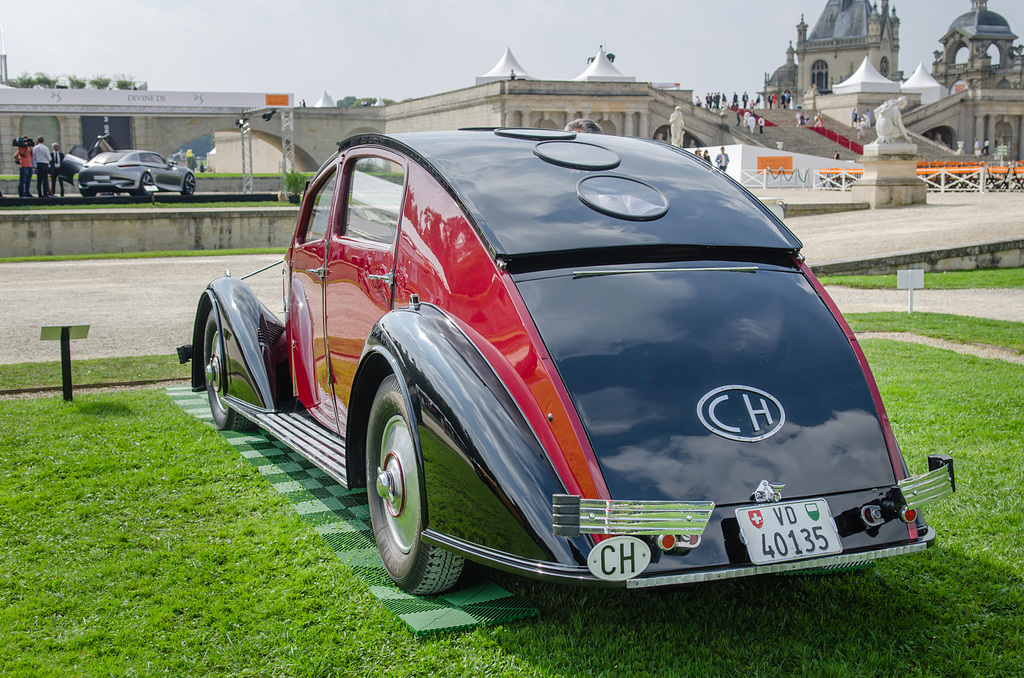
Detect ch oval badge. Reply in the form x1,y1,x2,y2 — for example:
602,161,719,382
697,385,786,442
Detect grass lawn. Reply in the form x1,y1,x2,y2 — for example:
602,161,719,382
0,248,286,265
0,201,287,212
819,267,1024,289
0,354,188,392
845,312,1024,354
0,339,1021,676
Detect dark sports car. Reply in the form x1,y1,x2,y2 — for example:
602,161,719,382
77,150,195,197
184,129,954,595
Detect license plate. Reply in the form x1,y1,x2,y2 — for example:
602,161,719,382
735,499,842,565
94,175,110,181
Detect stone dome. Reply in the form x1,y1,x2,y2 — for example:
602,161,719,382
949,3,1015,38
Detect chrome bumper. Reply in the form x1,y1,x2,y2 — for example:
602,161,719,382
551,495,715,537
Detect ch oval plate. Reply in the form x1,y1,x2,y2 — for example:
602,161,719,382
697,385,786,443
587,536,652,581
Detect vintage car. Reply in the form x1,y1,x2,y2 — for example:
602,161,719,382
77,149,196,197
183,129,954,595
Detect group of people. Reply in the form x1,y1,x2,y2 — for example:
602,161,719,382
851,108,874,139
735,109,766,134
686,146,730,172
795,111,824,128
13,136,66,198
697,90,797,112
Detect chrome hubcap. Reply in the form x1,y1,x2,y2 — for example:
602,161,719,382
206,330,228,410
376,451,405,516
378,414,419,554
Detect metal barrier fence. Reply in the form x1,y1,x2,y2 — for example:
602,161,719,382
740,166,1024,193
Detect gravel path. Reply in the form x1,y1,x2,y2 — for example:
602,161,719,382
1,192,1022,365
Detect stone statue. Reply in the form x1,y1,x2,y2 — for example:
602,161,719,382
873,96,912,144
669,106,684,148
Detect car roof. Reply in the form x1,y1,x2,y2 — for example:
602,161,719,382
338,130,802,259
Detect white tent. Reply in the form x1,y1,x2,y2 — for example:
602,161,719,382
902,63,946,105
476,47,535,85
572,46,635,82
313,90,335,108
832,56,900,94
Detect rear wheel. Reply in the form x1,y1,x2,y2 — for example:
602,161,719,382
202,308,253,431
181,173,196,195
134,172,155,196
366,375,463,594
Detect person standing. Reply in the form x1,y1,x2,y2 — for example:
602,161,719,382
50,143,65,197
757,114,765,134
715,147,729,172
32,137,52,197
15,140,33,197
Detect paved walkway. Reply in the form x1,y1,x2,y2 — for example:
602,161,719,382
1,191,1022,364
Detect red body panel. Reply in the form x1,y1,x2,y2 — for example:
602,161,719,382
392,163,609,500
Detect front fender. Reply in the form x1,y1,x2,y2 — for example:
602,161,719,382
347,303,587,568
189,276,286,411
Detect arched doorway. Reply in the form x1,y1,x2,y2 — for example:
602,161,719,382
19,116,62,147
994,120,1014,159
922,125,955,150
596,118,617,136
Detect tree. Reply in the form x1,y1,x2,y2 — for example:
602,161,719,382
9,72,36,88
67,75,87,89
114,74,136,90
89,76,111,90
33,72,57,88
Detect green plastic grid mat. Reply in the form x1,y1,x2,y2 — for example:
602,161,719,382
166,385,537,634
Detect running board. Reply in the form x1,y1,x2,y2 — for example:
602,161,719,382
246,410,349,487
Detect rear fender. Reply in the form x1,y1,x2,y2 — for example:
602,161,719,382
189,276,288,410
346,303,586,566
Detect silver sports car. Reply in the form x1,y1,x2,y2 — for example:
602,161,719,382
77,150,196,197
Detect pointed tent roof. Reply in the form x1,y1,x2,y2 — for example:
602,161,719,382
572,46,635,82
313,90,335,108
476,47,535,85
832,56,900,94
902,63,946,105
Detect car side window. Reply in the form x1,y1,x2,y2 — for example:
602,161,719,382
302,168,337,244
141,153,162,165
343,157,404,245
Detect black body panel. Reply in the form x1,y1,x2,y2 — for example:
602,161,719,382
339,131,801,258
190,276,286,411
514,262,898,506
359,304,591,566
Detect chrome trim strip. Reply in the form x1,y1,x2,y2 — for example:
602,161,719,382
553,494,715,537
626,542,930,588
899,466,954,509
573,266,758,279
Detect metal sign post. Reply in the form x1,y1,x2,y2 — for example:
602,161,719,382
896,269,925,314
40,325,90,401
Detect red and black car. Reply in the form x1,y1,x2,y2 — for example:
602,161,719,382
185,129,953,595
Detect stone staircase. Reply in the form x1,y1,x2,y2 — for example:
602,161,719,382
729,109,962,162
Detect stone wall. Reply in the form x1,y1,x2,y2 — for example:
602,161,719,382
1,207,298,257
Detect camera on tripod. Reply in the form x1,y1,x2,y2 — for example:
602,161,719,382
11,136,34,148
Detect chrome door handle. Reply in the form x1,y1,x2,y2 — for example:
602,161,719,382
298,266,325,280
368,272,394,285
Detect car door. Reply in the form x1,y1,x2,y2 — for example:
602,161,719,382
144,153,176,190
288,163,342,431
323,151,407,432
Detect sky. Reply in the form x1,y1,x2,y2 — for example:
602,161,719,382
3,0,1022,105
